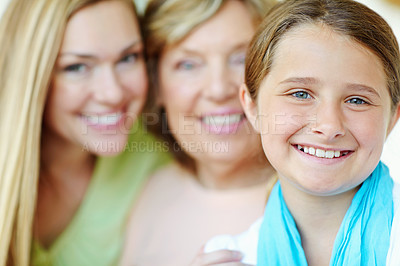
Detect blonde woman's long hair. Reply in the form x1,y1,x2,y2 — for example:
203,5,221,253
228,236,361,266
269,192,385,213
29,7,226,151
0,0,136,265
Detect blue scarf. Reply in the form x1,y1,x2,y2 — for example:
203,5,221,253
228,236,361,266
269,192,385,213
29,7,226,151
257,161,394,266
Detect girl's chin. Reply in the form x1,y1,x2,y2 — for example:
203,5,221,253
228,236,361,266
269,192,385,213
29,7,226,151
294,181,352,197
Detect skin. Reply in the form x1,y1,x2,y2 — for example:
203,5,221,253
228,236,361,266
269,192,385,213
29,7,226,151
36,0,147,248
190,249,248,266
241,24,399,265
158,0,270,189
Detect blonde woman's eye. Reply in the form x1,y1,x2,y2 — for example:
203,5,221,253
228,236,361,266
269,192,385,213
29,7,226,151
120,53,140,64
292,91,311,99
64,64,86,73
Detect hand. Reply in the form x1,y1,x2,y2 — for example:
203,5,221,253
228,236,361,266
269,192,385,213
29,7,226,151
189,249,253,266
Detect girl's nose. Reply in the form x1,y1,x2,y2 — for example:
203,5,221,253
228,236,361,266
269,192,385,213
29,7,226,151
311,103,345,140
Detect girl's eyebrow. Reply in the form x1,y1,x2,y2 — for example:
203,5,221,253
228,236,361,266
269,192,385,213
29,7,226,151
58,39,142,59
279,77,319,85
345,83,381,98
279,78,381,97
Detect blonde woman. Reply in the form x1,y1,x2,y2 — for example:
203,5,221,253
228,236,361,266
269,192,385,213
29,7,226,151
121,0,277,265
0,0,169,265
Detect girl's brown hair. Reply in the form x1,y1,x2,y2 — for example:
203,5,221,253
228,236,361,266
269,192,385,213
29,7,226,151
245,0,400,112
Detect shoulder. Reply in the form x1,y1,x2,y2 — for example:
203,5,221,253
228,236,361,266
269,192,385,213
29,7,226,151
204,217,263,265
127,162,193,215
121,162,195,264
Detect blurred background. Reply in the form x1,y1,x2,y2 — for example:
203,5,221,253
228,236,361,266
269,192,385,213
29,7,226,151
0,0,399,180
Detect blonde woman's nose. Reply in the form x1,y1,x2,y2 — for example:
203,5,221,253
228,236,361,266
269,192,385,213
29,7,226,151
93,66,124,105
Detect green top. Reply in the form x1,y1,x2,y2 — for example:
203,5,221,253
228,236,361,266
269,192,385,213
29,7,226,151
32,122,170,266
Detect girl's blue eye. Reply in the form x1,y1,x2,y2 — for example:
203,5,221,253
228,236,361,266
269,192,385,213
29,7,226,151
292,91,311,99
347,98,367,105
64,64,86,73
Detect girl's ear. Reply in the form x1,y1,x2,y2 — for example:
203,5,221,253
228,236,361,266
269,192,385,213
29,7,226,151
387,103,400,136
239,84,260,132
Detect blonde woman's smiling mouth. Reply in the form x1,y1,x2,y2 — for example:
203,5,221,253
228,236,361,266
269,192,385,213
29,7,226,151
81,111,127,130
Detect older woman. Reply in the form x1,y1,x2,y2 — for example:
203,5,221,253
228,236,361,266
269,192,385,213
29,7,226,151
121,0,277,265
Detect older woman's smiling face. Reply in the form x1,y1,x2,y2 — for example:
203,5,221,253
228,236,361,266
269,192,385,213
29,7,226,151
158,0,262,166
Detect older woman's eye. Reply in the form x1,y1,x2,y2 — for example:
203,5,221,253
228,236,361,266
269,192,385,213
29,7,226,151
229,52,246,66
292,91,311,99
177,60,196,71
229,51,246,66
119,52,140,64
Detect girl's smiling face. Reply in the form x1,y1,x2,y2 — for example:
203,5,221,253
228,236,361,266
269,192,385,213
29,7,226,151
244,24,396,196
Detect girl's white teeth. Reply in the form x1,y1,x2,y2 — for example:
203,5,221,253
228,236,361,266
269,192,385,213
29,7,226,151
202,114,243,125
316,149,325,158
325,150,334,159
297,145,344,159
84,112,122,125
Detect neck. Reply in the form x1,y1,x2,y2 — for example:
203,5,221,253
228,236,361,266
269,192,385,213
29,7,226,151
40,127,95,184
280,178,358,266
35,127,96,247
196,154,275,190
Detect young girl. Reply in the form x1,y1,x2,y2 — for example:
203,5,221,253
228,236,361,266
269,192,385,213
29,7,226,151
205,0,400,265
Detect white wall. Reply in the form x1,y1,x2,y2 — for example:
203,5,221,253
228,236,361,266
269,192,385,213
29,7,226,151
134,0,149,14
0,0,9,18
356,0,400,38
